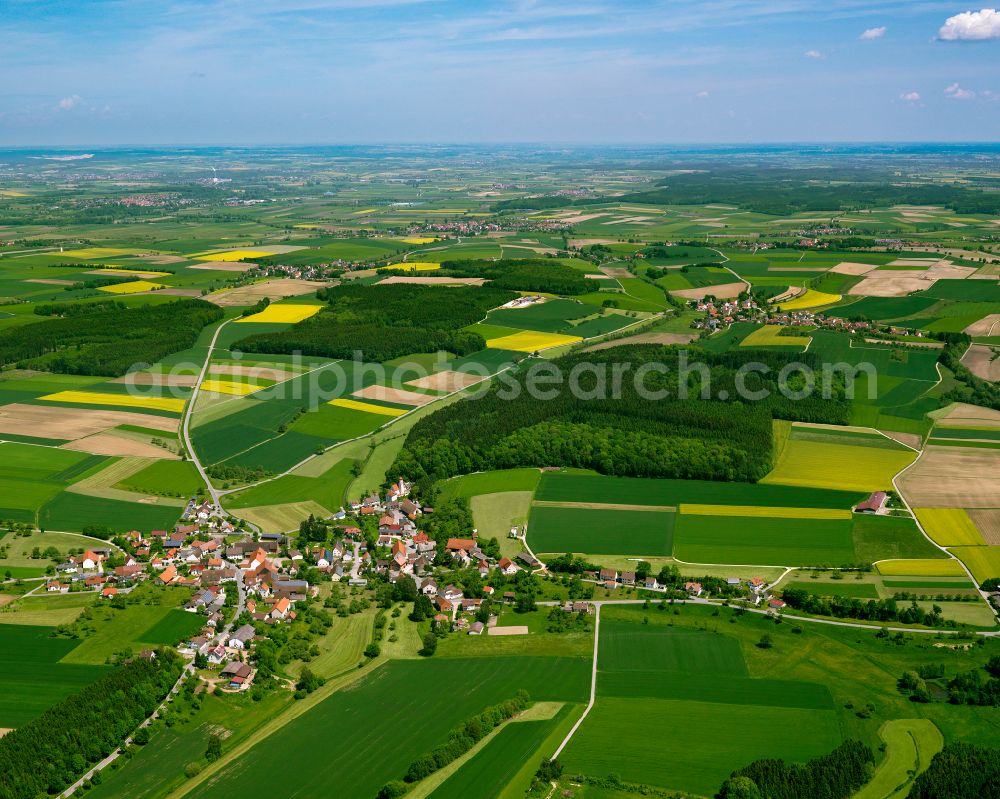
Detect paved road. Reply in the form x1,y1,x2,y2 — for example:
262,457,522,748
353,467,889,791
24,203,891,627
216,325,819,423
551,603,600,760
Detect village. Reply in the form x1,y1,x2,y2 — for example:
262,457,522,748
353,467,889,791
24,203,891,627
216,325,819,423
22,473,814,700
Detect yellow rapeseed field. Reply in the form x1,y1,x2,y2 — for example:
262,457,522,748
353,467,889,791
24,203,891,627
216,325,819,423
236,304,322,324
680,504,851,520
59,247,140,259
777,289,842,311
39,390,185,414
486,331,582,353
740,325,812,349
380,262,441,272
950,546,1000,584
329,398,408,417
401,237,438,245
98,280,165,294
762,438,915,493
914,508,985,547
193,249,279,262
91,268,171,278
874,558,967,577
199,380,262,396
350,208,376,215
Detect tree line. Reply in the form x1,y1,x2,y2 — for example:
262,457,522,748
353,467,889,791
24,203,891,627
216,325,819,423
377,690,531,797
780,587,953,628
0,649,183,799
0,299,223,376
718,739,875,799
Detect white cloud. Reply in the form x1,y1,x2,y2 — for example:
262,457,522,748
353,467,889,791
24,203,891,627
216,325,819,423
900,91,921,102
57,94,82,110
803,49,822,58
945,82,976,100
860,26,886,40
939,8,1000,41
696,90,710,98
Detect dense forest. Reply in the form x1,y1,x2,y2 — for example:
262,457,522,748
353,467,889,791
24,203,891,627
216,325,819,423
718,740,874,799
0,299,223,376
232,283,516,362
907,743,1000,798
429,259,599,295
615,167,1000,216
0,649,183,799
392,344,851,489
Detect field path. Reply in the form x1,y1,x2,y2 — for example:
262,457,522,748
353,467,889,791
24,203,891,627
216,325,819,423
551,603,600,760
61,658,195,798
181,318,232,506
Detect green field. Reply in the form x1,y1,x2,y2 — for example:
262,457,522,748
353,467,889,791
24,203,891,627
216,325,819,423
118,459,204,497
39,491,181,533
0,624,108,727
0,442,109,524
535,472,863,509
673,512,855,566
186,657,590,799
562,613,841,796
529,505,675,556
427,705,574,799
438,468,542,501
138,609,206,646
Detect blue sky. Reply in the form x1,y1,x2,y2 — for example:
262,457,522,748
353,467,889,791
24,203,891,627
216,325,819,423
1,0,998,144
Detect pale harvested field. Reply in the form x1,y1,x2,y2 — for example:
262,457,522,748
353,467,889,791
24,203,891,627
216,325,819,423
569,238,620,247
936,403,1000,426
851,276,936,297
24,278,74,285
888,258,941,267
378,276,486,286
961,345,1000,382
500,243,559,255
964,314,1000,337
671,282,745,300
209,364,295,381
599,266,632,278
0,402,176,439
898,446,1000,508
830,262,879,276
584,331,695,351
111,372,199,388
236,500,332,534
968,510,1000,545
188,262,256,272
63,432,179,459
157,288,201,297
555,213,608,224
772,286,806,303
489,626,529,636
210,279,331,306
405,371,483,392
351,384,436,406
